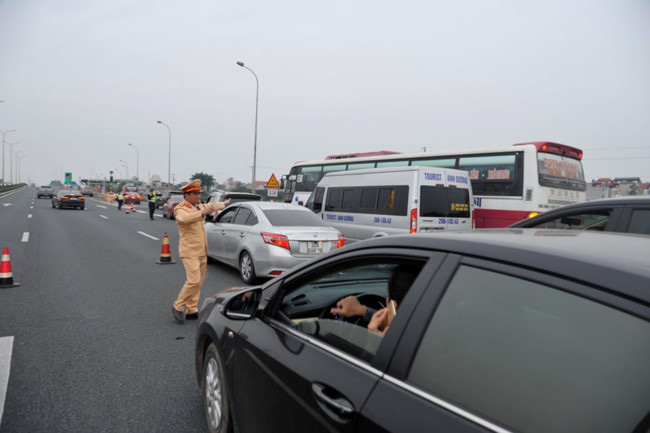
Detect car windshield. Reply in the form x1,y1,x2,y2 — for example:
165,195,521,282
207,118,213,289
262,209,329,227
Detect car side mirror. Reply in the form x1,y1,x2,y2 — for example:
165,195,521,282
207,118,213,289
224,288,262,320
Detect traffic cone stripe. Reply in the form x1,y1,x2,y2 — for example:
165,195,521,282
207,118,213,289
156,233,176,264
0,247,20,288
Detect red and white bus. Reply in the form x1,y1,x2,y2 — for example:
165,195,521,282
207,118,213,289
282,142,587,228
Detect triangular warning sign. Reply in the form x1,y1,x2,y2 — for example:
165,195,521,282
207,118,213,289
265,173,280,189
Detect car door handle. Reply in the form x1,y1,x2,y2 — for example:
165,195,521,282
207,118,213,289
239,232,245,238
311,383,354,420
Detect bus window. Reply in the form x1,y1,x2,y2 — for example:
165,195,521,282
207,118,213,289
347,162,375,170
411,158,456,168
458,154,521,197
323,164,347,176
376,160,409,168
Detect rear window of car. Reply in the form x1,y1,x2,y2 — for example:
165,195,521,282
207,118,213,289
408,265,650,433
263,209,329,227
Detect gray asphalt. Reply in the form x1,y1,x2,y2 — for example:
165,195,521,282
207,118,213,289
0,187,247,433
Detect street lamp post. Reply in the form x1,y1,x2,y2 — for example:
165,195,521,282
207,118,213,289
128,143,139,183
8,142,19,184
156,121,171,188
1,129,17,184
119,159,129,180
236,61,259,193
15,151,23,183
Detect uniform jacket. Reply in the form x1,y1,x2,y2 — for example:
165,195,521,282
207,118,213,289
174,200,227,257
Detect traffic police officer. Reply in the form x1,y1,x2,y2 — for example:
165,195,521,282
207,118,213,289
116,191,124,210
147,188,156,220
172,179,231,322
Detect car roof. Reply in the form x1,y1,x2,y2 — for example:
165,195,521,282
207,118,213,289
334,229,650,304
235,202,309,211
221,192,262,199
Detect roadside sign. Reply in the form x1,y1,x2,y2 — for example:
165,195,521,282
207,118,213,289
65,172,72,185
265,173,280,189
267,189,278,197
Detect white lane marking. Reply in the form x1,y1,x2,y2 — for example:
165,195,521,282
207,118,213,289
0,336,14,425
2,204,11,207
29,206,33,209
100,215,108,219
28,214,32,218
137,231,159,241
21,232,29,242
96,205,107,209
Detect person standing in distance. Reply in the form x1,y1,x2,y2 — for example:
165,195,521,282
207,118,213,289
147,188,156,220
116,191,124,211
171,179,231,323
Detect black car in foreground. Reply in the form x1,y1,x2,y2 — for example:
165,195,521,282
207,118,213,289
509,196,650,235
52,189,85,209
194,230,650,433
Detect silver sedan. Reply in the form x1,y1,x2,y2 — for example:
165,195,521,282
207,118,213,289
205,202,346,283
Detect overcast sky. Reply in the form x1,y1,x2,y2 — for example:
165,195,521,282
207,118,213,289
1,0,649,187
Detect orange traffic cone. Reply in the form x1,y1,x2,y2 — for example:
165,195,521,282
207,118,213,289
125,205,130,214
131,203,136,213
0,247,20,288
155,233,176,264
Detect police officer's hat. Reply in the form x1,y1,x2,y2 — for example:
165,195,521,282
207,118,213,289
181,179,201,193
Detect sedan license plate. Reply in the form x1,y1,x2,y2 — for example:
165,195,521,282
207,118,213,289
306,241,323,255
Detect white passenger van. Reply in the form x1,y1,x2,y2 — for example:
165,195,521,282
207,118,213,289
305,166,473,242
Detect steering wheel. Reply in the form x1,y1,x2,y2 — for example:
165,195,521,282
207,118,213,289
319,294,386,325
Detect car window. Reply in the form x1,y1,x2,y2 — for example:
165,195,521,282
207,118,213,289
627,209,650,235
263,209,329,227
408,265,650,433
276,261,422,363
217,207,239,224
233,207,253,225
529,209,611,230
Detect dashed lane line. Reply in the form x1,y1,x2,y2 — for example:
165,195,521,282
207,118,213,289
99,215,108,219
137,231,159,241
0,336,14,426
21,232,29,242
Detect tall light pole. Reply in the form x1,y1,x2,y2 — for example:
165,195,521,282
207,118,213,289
128,143,139,183
15,151,24,183
1,129,17,184
157,120,171,188
236,61,259,193
8,141,19,184
119,159,129,180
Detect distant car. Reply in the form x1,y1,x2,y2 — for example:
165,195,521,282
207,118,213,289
205,201,345,283
157,190,183,209
509,196,650,235
81,186,95,197
163,195,184,219
37,185,54,198
52,189,85,209
195,230,650,433
205,191,262,222
121,185,140,204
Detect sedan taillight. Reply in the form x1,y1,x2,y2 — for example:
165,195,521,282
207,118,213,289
336,234,346,248
261,232,290,250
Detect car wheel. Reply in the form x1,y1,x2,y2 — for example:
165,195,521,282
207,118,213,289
202,343,232,433
239,251,257,284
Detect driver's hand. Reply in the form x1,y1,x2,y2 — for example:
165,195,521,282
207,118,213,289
330,296,366,317
368,308,389,335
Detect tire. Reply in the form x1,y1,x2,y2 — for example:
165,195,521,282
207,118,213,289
202,343,232,433
239,251,257,284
